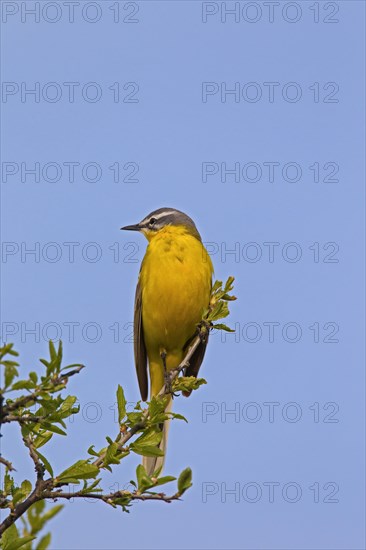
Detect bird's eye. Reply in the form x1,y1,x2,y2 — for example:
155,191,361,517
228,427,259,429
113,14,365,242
149,218,157,226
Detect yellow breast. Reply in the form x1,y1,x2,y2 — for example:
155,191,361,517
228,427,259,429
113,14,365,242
139,226,213,363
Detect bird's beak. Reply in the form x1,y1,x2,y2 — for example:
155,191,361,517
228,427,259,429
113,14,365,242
120,223,141,231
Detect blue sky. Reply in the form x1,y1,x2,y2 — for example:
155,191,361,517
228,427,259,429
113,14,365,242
1,1,365,549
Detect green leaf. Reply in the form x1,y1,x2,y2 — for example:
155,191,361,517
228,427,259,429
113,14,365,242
1,360,19,367
109,495,132,512
221,293,237,301
80,479,102,495
33,500,46,514
4,472,14,494
58,396,78,419
154,475,176,486
209,301,230,321
34,450,53,477
224,275,235,290
0,343,19,359
11,380,35,391
12,479,33,505
27,502,47,534
21,479,32,495
212,323,235,332
170,413,188,423
126,411,144,425
136,464,149,489
87,445,99,457
43,340,62,376
135,464,165,492
57,340,63,361
42,504,63,522
148,396,169,422
29,371,38,384
0,523,19,550
131,429,163,457
131,444,164,458
173,376,206,394
211,280,222,293
116,385,127,423
178,467,192,495
4,364,18,388
41,423,67,436
49,341,57,361
208,277,236,320
58,460,99,483
34,432,53,449
105,441,121,466
35,533,51,550
3,535,36,550
12,489,26,506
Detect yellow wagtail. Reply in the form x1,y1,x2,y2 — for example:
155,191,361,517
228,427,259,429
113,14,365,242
121,207,214,475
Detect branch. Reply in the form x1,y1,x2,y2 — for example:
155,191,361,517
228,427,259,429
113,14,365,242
0,481,180,535
59,365,85,379
1,392,41,416
23,435,45,482
44,488,181,504
0,278,236,538
1,365,84,421
0,436,49,534
0,487,42,534
1,415,48,424
0,456,15,471
94,332,202,468
0,340,198,533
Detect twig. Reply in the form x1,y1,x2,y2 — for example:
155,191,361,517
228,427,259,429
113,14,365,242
1,415,47,424
0,437,48,534
0,331,206,532
1,365,84,420
1,392,41,415
59,365,85,379
0,340,197,532
0,456,15,471
44,488,181,504
0,487,43,534
0,471,180,534
22,435,45,482
94,333,202,468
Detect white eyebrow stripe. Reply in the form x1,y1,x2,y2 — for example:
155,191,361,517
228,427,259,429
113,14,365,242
155,210,176,218
143,210,176,223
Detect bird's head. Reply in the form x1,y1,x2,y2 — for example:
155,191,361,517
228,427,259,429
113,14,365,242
121,207,201,241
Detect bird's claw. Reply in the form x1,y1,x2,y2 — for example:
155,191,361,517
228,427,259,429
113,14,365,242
161,349,178,397
163,370,179,398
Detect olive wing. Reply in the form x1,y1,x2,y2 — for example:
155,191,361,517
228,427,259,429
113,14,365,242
133,279,148,401
183,333,209,397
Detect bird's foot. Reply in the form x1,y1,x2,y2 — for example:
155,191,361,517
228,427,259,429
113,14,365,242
160,349,178,398
164,372,179,399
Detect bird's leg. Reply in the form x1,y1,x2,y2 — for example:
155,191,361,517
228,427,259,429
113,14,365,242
160,349,177,397
160,349,170,391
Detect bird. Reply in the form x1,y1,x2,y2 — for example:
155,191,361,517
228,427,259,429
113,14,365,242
121,207,214,475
